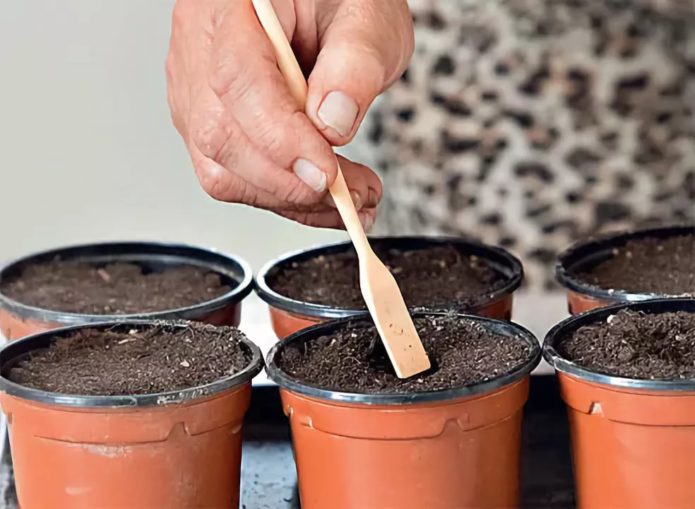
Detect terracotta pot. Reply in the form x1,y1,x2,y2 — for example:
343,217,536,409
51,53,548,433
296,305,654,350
544,298,695,509
266,312,541,509
0,320,263,508
556,225,695,314
257,236,523,338
0,241,253,340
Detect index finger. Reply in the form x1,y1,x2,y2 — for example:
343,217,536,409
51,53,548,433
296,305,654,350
207,2,340,196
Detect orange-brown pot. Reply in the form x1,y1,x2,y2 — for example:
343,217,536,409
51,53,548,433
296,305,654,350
257,236,523,339
556,225,694,314
0,321,263,509
544,298,695,509
266,312,541,509
0,241,253,340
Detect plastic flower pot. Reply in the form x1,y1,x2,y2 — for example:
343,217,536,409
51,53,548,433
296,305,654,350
544,298,695,509
0,320,263,508
556,225,694,314
0,241,253,340
256,236,523,338
266,312,541,509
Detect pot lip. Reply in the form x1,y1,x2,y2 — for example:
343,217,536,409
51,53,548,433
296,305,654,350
0,320,264,408
255,235,523,320
543,297,695,392
265,311,540,405
0,241,254,325
555,224,695,303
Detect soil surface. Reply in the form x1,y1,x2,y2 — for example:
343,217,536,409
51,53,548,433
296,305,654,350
268,245,507,310
0,261,232,314
559,310,695,379
276,314,534,393
7,323,252,395
574,235,695,295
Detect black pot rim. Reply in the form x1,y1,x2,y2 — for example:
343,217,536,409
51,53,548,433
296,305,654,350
556,224,695,303
0,241,254,325
265,311,541,405
543,298,695,391
256,236,523,320
0,320,264,408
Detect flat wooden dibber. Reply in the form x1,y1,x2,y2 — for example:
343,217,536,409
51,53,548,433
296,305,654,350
251,0,430,378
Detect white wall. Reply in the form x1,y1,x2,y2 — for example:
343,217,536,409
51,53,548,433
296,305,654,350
0,1,346,270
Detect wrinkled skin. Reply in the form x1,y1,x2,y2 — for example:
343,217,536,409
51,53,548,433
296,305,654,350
167,0,413,229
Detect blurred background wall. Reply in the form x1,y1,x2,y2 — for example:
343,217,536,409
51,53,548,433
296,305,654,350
0,1,354,270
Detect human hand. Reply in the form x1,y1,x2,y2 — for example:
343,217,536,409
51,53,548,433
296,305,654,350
166,0,413,229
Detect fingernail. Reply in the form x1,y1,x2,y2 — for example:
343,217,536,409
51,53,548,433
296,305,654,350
318,91,359,137
366,188,379,208
361,214,375,232
350,190,363,210
293,159,327,192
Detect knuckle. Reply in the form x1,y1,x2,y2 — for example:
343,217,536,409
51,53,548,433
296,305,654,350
191,125,223,160
195,161,236,202
255,119,286,156
255,110,303,167
208,56,249,100
281,178,319,205
190,114,234,162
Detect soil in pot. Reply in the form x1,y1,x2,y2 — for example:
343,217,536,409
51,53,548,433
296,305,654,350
0,261,232,314
277,315,533,393
269,245,506,310
572,235,695,295
7,322,251,395
558,309,695,379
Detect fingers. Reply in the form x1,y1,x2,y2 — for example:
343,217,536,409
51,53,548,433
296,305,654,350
335,155,382,210
207,1,339,200
282,208,377,231
167,0,389,226
189,140,379,230
188,83,338,206
305,0,414,145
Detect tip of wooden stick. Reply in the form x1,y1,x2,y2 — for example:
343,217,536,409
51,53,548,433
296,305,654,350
374,316,431,379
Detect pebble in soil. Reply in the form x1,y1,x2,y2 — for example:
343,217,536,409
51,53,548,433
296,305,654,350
0,261,232,314
277,314,534,394
573,235,695,296
268,245,508,310
559,309,695,380
7,323,252,395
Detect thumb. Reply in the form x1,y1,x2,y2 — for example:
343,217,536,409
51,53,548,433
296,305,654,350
305,0,414,146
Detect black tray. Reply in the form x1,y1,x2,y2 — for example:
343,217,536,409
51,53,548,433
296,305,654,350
0,376,574,508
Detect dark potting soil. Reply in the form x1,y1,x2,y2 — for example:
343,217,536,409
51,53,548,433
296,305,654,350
268,245,506,309
574,235,695,295
559,310,695,379
0,261,232,314
277,315,533,393
7,323,252,395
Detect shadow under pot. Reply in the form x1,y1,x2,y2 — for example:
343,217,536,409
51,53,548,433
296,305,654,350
556,224,695,314
0,320,263,508
544,298,695,509
266,312,540,509
256,236,523,338
0,241,253,340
